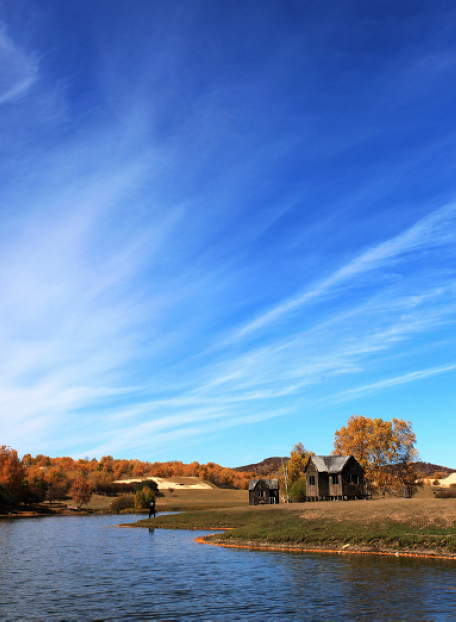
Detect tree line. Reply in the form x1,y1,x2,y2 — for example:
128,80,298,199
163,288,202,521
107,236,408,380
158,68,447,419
0,448,257,511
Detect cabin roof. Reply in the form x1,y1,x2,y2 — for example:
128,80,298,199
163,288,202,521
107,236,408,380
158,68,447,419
248,478,279,490
306,455,353,473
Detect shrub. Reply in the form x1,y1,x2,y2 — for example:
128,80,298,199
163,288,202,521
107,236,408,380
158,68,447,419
449,483,456,490
135,489,155,509
111,495,135,512
289,477,307,502
92,481,133,496
135,480,158,494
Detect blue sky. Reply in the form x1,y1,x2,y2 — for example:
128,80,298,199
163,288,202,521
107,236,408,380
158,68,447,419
0,1,455,468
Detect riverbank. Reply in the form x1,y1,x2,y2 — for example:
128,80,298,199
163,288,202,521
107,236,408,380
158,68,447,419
131,497,456,559
0,487,249,518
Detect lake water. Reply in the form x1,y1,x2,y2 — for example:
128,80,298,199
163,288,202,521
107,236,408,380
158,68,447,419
0,513,455,620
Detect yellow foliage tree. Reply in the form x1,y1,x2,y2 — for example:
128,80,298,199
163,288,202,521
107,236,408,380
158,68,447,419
333,415,418,487
286,443,314,485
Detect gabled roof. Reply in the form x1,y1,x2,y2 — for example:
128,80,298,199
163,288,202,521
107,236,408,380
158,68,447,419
248,478,279,490
306,455,353,474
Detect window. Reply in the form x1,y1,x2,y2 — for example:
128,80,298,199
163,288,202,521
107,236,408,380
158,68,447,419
331,475,338,485
309,475,315,486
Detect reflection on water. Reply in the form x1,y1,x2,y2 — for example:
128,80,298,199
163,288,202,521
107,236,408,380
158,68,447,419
0,514,455,620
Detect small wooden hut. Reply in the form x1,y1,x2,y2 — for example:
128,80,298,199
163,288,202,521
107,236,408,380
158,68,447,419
249,478,280,505
304,455,368,501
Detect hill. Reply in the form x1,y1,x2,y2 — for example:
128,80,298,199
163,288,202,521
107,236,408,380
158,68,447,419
233,457,287,477
403,461,455,476
234,458,456,478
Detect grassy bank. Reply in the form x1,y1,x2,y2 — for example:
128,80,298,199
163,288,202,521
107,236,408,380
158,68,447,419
132,497,456,558
0,488,250,518
88,488,249,513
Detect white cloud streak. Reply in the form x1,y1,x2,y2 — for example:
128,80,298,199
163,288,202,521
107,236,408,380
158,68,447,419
0,25,38,104
234,203,456,339
332,363,456,402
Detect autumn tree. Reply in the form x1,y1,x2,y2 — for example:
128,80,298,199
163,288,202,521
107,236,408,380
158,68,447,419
48,480,70,505
333,415,418,491
24,474,48,504
132,461,145,477
288,477,307,502
134,480,158,509
287,443,314,484
70,477,93,508
280,443,314,502
0,446,26,502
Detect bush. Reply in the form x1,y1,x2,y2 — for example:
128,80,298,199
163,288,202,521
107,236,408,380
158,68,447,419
135,489,155,510
111,495,135,512
449,483,456,490
289,477,307,502
92,481,137,496
135,480,158,494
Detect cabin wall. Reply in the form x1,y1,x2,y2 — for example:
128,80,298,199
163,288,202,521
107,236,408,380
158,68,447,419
341,462,366,498
306,463,318,499
318,472,329,497
329,473,343,497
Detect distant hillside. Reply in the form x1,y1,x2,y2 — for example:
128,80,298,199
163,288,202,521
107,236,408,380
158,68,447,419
233,457,287,477
382,462,455,476
234,458,455,479
404,461,455,476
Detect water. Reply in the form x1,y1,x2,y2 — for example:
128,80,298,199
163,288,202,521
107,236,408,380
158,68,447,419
0,514,455,620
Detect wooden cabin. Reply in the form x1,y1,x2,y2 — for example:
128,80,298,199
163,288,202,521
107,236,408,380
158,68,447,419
304,455,368,501
249,478,280,505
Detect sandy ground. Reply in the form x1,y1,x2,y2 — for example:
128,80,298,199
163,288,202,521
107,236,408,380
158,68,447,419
113,476,214,490
433,473,456,487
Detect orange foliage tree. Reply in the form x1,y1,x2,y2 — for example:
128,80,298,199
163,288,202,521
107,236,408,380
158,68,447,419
70,477,93,508
0,446,26,501
333,415,418,488
18,451,255,492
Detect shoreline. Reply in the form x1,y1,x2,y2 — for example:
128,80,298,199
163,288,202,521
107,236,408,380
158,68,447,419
194,533,456,560
129,499,456,560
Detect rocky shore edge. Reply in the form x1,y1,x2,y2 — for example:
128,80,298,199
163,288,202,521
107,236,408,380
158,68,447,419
194,534,456,560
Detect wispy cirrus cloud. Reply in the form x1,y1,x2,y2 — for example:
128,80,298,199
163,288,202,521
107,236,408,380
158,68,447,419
0,24,38,104
234,202,456,340
331,363,456,402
